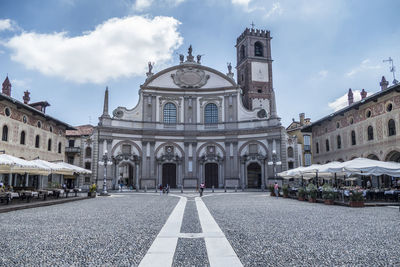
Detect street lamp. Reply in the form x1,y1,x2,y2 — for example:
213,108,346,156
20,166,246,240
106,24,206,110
99,150,112,196
268,150,282,181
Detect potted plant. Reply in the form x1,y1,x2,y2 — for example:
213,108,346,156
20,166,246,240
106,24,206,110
88,183,97,198
297,187,306,201
282,184,289,198
268,184,275,197
349,190,364,207
306,183,317,203
322,184,335,205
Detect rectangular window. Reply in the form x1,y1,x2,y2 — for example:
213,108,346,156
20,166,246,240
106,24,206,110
68,156,74,164
85,177,90,183
304,135,311,146
68,140,75,147
85,162,91,170
304,153,312,166
188,161,193,172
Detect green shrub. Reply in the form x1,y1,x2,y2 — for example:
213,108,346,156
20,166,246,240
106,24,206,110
306,183,317,199
298,187,306,198
322,184,335,200
349,190,364,202
89,183,97,193
282,184,289,196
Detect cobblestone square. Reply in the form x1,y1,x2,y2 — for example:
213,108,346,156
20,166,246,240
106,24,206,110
1,192,399,266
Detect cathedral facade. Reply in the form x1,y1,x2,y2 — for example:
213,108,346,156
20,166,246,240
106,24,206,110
94,28,287,189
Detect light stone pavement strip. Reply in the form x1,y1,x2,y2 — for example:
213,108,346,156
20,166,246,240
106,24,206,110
139,194,243,267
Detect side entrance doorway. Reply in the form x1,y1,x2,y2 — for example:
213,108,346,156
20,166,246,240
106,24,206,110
247,162,261,188
162,163,177,188
205,163,218,188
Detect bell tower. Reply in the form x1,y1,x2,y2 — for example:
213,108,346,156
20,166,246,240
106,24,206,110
236,27,277,117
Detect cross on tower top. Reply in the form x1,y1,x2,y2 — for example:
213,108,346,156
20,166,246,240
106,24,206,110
250,22,255,29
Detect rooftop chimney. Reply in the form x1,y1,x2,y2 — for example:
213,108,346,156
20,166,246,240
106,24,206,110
299,113,305,126
2,76,11,96
360,89,367,99
380,76,389,91
23,90,30,104
348,88,354,106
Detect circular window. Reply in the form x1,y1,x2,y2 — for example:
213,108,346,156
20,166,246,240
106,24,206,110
366,110,372,118
387,103,393,112
23,115,27,123
336,122,340,128
5,107,11,117
37,121,42,128
49,126,53,133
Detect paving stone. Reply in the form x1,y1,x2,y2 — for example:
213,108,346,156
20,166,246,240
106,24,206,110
0,194,178,266
172,238,209,267
203,193,400,267
180,199,202,233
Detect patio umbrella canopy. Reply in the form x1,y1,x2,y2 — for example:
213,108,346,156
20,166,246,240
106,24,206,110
56,162,92,175
31,159,74,176
0,154,49,175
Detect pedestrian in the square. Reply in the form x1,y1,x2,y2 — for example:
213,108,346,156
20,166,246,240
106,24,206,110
274,182,279,198
200,182,205,197
159,184,163,195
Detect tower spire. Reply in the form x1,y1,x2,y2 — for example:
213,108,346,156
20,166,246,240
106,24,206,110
102,86,110,118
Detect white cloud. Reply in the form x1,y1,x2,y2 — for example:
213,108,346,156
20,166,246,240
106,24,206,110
132,0,185,11
318,70,328,79
10,78,30,88
5,16,183,84
328,89,372,111
0,19,13,31
264,2,283,18
346,59,382,77
231,0,250,5
133,0,153,11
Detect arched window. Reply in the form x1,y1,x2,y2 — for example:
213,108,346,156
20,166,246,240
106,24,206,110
204,103,218,124
254,41,263,57
240,45,245,60
388,119,396,136
2,125,8,141
58,142,62,153
85,147,92,158
351,130,356,145
287,147,294,158
367,126,374,140
20,131,26,145
325,139,330,152
48,139,52,151
163,102,177,124
316,142,319,154
337,135,341,149
35,135,40,148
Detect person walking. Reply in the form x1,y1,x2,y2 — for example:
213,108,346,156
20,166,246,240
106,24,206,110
274,182,279,198
166,184,170,194
200,182,205,197
159,184,163,196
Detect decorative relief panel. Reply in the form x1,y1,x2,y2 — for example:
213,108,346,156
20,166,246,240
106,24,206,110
171,67,210,88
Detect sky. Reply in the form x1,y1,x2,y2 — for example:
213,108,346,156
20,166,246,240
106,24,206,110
0,0,399,127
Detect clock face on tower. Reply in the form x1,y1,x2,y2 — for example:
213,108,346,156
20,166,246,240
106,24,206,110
251,62,269,82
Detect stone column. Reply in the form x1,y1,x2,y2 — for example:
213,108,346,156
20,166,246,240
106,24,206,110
25,173,29,187
261,160,265,188
177,160,182,187
199,162,203,184
135,162,140,190
8,173,11,186
219,161,224,188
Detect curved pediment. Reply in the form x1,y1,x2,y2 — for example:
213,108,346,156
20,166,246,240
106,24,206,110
143,63,236,89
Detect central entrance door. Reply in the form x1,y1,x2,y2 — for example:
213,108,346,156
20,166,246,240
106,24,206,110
162,163,176,188
247,162,261,188
205,163,218,188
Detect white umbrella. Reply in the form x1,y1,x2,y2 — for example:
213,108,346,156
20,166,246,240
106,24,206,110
0,154,48,175
56,162,92,175
31,159,74,176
